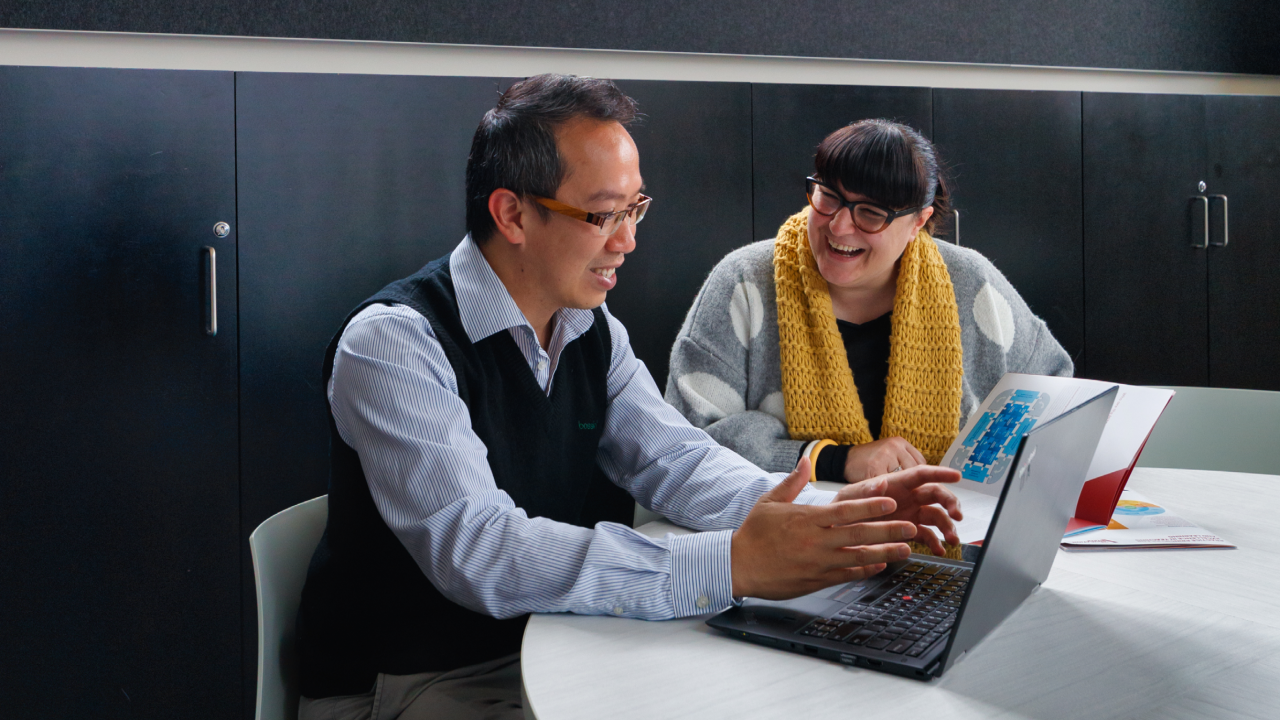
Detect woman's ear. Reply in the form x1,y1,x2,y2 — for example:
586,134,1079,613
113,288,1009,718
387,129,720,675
914,205,935,234
488,189,528,247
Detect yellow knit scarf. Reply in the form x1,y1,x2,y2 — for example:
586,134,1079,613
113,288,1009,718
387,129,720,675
774,208,965,558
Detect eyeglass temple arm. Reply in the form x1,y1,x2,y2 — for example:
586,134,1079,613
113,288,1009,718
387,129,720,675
534,197,599,225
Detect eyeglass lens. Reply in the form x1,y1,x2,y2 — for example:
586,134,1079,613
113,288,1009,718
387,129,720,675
599,199,650,235
807,184,892,234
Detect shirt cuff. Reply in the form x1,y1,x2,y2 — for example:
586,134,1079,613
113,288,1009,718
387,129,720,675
668,529,735,617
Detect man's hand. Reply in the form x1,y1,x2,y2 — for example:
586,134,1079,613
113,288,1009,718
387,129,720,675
730,458,917,600
843,436,927,482
835,465,963,556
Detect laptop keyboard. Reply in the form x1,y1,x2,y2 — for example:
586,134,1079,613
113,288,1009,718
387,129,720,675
795,561,971,658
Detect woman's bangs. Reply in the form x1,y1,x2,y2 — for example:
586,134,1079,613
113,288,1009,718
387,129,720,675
816,124,929,211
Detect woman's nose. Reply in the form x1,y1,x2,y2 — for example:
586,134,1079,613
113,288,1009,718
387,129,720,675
829,205,859,234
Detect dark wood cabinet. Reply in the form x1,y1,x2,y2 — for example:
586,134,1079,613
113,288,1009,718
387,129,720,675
606,80,754,388
0,67,240,719
1206,95,1280,391
1082,92,1211,386
4,65,1279,720
1082,92,1280,389
751,84,933,243
933,89,1085,371
234,72,500,713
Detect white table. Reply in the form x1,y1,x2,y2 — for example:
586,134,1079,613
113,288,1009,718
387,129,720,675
522,468,1280,720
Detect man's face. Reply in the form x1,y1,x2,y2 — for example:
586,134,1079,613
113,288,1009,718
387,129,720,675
521,119,643,311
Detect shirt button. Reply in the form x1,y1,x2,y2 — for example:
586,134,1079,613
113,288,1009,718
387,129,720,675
612,605,625,615
536,359,547,371
696,595,710,609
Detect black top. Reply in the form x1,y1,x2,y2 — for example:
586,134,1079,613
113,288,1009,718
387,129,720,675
295,254,634,698
813,312,893,483
837,311,892,440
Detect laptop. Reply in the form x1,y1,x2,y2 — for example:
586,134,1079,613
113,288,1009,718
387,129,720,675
707,385,1119,681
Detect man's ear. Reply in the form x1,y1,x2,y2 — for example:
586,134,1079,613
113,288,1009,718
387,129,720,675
488,189,529,247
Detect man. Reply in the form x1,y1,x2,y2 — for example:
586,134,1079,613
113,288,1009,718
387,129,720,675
296,74,963,720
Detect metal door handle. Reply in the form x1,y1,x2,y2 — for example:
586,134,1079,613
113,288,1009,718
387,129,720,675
204,246,217,336
953,209,960,246
1190,196,1209,249
1209,194,1228,247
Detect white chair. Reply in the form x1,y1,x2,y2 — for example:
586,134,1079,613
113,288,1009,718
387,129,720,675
633,502,662,528
1137,386,1280,475
250,496,329,720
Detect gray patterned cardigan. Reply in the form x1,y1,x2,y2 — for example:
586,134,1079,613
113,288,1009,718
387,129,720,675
663,238,1074,473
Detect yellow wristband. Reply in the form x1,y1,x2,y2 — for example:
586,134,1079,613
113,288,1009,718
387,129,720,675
806,439,837,481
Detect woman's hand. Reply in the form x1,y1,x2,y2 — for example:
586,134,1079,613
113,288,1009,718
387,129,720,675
834,465,963,556
843,436,927,482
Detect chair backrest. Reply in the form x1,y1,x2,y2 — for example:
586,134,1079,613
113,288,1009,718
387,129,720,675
1137,386,1280,475
633,502,662,528
250,495,328,720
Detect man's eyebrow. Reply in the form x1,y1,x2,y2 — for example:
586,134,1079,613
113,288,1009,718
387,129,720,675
586,184,646,204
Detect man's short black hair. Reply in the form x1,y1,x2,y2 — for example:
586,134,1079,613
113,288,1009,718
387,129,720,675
465,74,639,244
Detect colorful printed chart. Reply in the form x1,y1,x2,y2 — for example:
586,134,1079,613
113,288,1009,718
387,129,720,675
1113,500,1165,516
949,388,1050,484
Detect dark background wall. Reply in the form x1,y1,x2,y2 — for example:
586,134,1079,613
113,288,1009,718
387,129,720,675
4,0,1280,76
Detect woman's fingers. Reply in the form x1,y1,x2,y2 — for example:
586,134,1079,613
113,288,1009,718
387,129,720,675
905,442,927,467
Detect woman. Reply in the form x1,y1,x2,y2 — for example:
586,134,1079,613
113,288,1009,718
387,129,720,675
665,119,1072,551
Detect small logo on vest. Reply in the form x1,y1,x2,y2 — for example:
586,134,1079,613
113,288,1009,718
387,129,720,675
577,422,597,430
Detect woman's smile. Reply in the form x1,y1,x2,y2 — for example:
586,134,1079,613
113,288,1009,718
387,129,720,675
826,236,867,258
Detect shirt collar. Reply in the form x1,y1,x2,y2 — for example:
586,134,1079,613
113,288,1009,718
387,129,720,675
450,235,598,345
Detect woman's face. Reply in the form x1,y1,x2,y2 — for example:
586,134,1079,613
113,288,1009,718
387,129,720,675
806,182,933,297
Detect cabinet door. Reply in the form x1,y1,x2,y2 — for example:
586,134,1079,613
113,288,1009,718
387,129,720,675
608,80,753,388
1206,95,1280,390
0,67,239,719
751,84,933,242
933,89,1084,372
234,73,499,713
1082,93,1209,386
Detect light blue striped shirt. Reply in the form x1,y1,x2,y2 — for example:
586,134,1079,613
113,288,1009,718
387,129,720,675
328,236,835,621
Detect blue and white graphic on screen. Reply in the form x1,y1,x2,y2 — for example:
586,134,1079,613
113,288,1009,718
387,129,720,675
949,389,1050,484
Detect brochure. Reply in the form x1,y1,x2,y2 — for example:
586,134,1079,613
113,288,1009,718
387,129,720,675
1060,488,1234,550
941,374,1175,544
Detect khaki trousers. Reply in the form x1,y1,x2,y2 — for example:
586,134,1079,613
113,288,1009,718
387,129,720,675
299,653,525,720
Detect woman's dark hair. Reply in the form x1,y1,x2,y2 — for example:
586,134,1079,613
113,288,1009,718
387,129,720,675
465,74,639,243
813,119,951,235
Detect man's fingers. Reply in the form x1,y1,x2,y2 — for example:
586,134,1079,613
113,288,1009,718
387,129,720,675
917,505,961,546
878,465,962,491
912,524,945,556
764,456,812,503
816,496,897,527
825,520,917,550
830,542,913,568
834,477,887,502
911,483,964,521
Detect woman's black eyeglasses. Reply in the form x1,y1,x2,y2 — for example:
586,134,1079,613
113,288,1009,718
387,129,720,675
805,177,921,234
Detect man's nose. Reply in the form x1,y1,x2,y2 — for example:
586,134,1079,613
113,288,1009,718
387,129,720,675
607,217,637,254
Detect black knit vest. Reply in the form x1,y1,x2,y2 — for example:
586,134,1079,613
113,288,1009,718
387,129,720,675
296,254,634,698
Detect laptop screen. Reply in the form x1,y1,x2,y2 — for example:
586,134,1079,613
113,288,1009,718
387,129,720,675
938,385,1117,675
